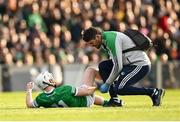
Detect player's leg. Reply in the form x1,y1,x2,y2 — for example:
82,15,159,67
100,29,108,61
114,65,153,95
98,59,123,106
94,95,109,106
81,66,110,106
86,94,109,107
82,62,123,107
93,95,123,107
81,65,100,86
113,65,165,106
78,65,114,107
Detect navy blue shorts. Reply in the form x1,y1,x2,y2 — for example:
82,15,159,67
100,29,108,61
98,60,151,89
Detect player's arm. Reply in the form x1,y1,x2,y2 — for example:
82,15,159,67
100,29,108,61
75,85,97,96
26,82,35,108
105,42,123,85
100,36,123,93
105,57,119,85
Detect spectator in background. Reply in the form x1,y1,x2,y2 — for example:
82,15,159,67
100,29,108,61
27,2,47,32
0,0,179,67
24,52,34,65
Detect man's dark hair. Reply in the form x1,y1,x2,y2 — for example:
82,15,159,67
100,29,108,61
82,27,101,42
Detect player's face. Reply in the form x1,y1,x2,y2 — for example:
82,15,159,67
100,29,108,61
86,34,102,49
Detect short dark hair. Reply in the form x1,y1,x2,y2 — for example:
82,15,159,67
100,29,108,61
82,27,101,42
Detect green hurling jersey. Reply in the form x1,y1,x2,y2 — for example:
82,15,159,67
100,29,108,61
102,31,117,57
33,85,87,108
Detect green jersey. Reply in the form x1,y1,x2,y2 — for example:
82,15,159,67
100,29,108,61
33,85,87,107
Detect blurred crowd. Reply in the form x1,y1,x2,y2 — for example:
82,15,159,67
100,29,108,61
0,0,180,67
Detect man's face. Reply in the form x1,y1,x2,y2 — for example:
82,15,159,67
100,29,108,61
85,34,102,49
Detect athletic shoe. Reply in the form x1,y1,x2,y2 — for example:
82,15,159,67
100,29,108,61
150,88,165,106
107,98,124,107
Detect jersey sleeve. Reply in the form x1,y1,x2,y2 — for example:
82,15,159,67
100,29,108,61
32,97,40,108
105,57,119,84
70,86,78,96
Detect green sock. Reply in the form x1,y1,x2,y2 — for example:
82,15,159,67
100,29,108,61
103,100,109,107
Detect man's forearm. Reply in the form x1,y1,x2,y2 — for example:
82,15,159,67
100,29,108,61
26,90,34,108
105,66,119,84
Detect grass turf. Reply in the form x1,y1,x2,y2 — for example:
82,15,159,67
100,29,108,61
0,89,179,121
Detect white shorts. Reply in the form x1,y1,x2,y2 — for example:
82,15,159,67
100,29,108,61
79,84,95,107
86,95,95,107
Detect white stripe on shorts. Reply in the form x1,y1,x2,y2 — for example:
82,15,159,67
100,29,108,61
86,95,95,107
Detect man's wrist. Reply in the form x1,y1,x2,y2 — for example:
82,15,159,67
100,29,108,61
104,82,110,85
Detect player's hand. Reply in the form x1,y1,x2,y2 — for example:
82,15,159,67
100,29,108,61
26,81,34,91
100,83,110,93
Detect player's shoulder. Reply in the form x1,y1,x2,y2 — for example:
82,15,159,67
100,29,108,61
55,85,74,92
55,85,76,95
103,31,120,41
36,92,46,98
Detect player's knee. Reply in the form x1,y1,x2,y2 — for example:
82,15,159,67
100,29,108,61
85,67,96,73
87,66,98,72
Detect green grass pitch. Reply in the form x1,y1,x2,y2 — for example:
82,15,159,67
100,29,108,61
0,89,180,121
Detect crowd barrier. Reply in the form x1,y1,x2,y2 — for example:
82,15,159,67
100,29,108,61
0,61,180,92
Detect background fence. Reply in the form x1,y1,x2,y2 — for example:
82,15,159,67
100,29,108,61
0,61,180,92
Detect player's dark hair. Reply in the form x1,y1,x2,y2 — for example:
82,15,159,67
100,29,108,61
82,27,101,42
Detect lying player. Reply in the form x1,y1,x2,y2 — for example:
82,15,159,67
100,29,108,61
26,69,109,108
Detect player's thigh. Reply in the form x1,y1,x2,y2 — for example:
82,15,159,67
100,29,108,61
117,65,150,88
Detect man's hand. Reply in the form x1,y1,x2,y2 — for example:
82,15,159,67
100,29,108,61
26,81,34,92
100,83,110,93
26,81,35,108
